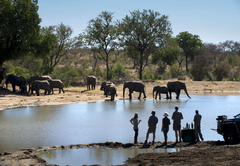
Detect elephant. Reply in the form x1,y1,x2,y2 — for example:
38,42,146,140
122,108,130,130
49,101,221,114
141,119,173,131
123,81,146,99
105,84,118,101
87,75,96,90
100,81,117,100
153,86,169,99
167,81,191,99
47,79,65,94
31,80,51,96
6,74,27,92
20,84,27,93
29,75,52,94
100,81,113,95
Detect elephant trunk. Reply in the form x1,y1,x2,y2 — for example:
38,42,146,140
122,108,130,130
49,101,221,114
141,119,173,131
123,85,126,98
184,87,191,99
153,89,155,98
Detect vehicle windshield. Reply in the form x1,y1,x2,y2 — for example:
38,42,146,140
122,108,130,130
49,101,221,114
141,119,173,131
234,114,240,119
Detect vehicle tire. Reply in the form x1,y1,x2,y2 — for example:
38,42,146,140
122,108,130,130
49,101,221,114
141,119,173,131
223,128,238,143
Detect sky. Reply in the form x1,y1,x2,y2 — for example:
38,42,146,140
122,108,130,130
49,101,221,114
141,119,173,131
38,0,240,44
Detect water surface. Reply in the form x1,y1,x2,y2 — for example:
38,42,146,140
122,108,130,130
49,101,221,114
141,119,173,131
0,94,239,153
36,147,181,165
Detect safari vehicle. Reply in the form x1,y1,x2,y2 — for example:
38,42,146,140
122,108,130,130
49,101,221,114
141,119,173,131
216,114,240,143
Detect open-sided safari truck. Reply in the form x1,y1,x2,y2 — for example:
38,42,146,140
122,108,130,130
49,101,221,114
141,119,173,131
215,114,240,143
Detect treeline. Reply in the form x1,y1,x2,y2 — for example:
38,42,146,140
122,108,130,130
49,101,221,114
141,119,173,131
1,1,240,87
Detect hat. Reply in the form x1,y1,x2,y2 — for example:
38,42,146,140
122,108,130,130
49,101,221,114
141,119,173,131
163,112,169,117
151,110,156,114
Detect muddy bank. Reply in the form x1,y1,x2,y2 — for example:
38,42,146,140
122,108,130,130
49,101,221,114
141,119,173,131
1,141,240,165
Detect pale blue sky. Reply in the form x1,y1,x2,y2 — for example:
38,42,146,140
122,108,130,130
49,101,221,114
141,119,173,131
38,0,240,44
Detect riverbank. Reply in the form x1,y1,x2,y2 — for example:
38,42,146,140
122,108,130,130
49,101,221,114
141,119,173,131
1,79,240,111
1,79,240,165
1,141,240,165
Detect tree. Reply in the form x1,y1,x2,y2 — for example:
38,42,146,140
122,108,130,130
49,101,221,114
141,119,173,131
40,23,74,74
204,43,222,68
85,11,118,80
176,31,203,73
0,0,41,81
118,9,172,79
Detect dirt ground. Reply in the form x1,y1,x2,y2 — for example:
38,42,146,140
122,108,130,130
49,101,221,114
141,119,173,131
1,79,240,165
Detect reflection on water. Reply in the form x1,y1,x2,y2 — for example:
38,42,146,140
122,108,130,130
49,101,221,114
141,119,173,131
1,94,240,153
36,147,181,165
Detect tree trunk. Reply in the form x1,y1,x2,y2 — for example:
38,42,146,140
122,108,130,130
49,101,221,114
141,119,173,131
106,55,110,80
139,61,143,80
92,51,98,70
185,54,189,73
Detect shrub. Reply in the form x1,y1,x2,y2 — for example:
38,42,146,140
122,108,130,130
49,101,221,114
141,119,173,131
190,54,213,81
162,72,171,80
50,65,79,87
170,64,179,78
212,63,230,81
113,62,126,79
143,69,155,80
178,76,186,80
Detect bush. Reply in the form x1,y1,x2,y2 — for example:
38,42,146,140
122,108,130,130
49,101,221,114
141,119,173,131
178,76,186,80
190,54,213,81
212,63,230,81
162,72,171,80
50,65,80,87
170,64,179,78
143,69,155,80
113,62,126,79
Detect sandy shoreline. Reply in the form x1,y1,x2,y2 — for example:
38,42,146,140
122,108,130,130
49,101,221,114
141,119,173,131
2,79,240,111
1,79,240,165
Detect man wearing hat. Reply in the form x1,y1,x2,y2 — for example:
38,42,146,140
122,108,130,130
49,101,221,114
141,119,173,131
144,110,158,145
161,112,171,145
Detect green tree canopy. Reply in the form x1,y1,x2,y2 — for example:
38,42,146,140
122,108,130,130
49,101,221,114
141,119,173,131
84,11,118,80
176,31,203,73
40,23,74,74
0,0,41,66
118,9,172,79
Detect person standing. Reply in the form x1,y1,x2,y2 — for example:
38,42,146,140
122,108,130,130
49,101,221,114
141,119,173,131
193,110,204,141
130,112,141,144
161,112,171,145
144,110,158,145
172,106,183,142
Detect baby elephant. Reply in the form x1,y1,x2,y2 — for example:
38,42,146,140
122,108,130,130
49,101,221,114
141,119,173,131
100,81,117,100
47,79,65,94
100,81,113,96
20,84,27,93
32,80,51,96
153,86,169,99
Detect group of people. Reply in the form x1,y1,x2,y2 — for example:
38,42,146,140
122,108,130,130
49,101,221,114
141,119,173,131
130,106,204,145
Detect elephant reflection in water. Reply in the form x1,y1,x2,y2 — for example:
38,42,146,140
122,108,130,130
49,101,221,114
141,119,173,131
167,81,191,99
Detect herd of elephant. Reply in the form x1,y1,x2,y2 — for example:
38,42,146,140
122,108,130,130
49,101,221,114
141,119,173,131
5,74,191,100
5,74,65,96
87,76,191,101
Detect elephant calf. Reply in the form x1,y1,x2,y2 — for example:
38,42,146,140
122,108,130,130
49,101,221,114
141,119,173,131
153,86,169,99
32,80,51,96
20,85,27,93
100,81,113,95
100,81,117,101
47,79,65,94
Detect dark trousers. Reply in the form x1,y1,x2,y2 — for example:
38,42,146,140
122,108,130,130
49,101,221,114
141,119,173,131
134,129,138,143
162,128,169,144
